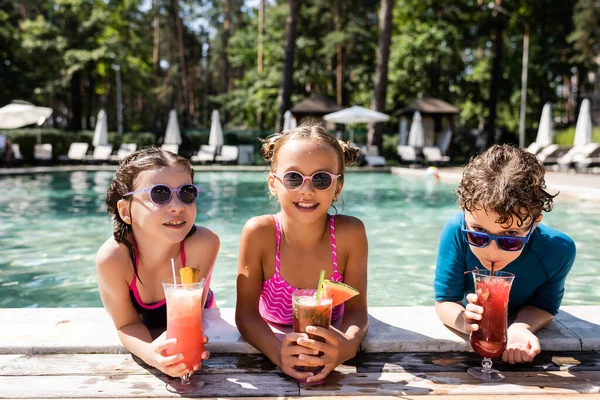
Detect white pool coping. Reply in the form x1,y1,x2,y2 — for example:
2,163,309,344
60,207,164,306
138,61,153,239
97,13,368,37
1,306,598,355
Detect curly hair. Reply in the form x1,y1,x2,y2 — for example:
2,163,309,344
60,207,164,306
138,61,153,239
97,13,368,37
456,144,556,227
105,146,194,244
259,121,360,185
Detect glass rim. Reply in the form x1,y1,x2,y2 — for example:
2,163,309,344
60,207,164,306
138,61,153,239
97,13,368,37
471,270,515,279
292,288,333,303
161,276,206,287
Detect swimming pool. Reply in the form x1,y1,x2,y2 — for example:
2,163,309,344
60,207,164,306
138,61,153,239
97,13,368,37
1,171,599,308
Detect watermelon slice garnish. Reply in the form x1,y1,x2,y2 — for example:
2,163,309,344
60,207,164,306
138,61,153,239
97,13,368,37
322,279,359,307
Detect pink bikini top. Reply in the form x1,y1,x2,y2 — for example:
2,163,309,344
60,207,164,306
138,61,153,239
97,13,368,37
258,214,344,326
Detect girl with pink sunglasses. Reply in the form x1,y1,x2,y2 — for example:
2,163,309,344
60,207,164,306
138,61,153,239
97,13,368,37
96,147,219,378
236,124,369,384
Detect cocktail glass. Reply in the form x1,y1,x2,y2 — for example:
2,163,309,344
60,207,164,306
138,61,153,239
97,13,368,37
292,288,333,385
161,276,205,393
468,270,515,381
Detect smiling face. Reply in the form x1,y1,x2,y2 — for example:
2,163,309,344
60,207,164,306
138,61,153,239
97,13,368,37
464,209,541,271
268,139,342,223
118,165,196,244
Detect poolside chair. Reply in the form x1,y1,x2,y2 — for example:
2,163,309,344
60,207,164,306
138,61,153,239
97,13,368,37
423,146,450,166
526,142,543,155
397,145,423,166
7,143,23,166
161,144,179,154
557,143,600,170
59,142,89,163
576,145,600,170
215,145,239,164
34,144,53,163
536,144,570,166
360,145,386,167
191,145,216,164
110,143,137,162
85,144,113,164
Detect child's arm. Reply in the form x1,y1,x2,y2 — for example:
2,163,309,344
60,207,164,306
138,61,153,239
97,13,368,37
185,227,220,307
235,217,315,381
95,240,196,377
296,216,370,383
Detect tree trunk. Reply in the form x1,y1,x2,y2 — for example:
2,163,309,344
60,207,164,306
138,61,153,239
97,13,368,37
257,0,265,129
486,2,503,149
70,70,82,131
172,0,191,124
333,0,343,105
276,0,301,131
152,0,160,82
368,0,394,150
222,0,231,94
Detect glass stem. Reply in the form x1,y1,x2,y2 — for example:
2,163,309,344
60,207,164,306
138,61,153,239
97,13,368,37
180,373,191,386
481,357,493,378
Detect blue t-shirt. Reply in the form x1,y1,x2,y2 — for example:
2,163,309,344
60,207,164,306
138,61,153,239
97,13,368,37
434,212,576,316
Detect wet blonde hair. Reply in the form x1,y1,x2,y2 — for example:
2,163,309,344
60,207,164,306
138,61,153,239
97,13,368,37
260,123,360,184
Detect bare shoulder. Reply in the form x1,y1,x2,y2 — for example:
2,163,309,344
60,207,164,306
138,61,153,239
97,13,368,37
241,214,276,237
95,237,131,282
333,214,366,238
186,225,220,250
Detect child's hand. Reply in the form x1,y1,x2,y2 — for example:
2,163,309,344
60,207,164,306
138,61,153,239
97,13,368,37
502,324,541,364
464,293,483,333
190,335,211,374
277,332,319,381
296,326,351,384
148,332,189,377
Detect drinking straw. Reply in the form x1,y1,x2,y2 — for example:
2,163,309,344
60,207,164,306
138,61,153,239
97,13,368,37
315,270,326,301
170,258,177,285
490,262,495,277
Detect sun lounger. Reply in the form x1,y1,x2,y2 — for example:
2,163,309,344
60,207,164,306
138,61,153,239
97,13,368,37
215,145,239,164
575,145,600,170
558,143,600,169
191,145,216,164
161,144,179,155
85,144,113,164
536,144,570,166
423,146,450,166
34,144,53,163
59,142,89,163
526,142,543,155
397,145,423,165
360,145,386,167
110,143,137,162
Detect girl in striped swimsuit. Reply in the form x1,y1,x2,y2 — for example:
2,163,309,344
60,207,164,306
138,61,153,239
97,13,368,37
236,124,369,384
96,147,219,378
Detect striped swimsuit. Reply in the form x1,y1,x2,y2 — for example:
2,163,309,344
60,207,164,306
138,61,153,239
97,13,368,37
258,214,344,326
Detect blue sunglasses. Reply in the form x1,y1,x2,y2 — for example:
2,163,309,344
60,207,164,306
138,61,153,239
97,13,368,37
461,218,535,252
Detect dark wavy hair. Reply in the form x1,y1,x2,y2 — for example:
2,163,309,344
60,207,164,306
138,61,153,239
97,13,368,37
259,122,360,186
456,144,556,227
105,146,194,243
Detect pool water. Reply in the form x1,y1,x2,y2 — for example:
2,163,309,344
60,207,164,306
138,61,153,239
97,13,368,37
1,171,599,308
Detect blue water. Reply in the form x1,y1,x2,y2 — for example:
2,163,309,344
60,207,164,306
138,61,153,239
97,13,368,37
1,171,599,308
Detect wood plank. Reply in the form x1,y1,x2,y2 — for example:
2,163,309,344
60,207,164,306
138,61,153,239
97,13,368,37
0,373,298,398
0,353,277,376
9,397,600,400
300,371,600,396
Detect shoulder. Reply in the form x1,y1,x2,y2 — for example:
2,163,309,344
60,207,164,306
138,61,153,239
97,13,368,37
186,225,220,250
532,223,576,263
241,214,276,236
443,211,464,231
332,214,366,236
95,237,131,281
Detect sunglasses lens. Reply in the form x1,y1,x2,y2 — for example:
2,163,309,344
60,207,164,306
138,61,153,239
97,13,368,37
150,185,172,204
466,231,489,247
311,172,333,190
283,172,304,189
179,185,198,204
498,237,525,251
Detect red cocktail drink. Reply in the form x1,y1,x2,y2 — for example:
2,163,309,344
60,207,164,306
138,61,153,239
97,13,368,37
162,277,205,392
292,289,332,385
468,270,514,381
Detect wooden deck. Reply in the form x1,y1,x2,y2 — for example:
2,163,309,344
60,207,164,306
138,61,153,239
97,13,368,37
2,351,599,399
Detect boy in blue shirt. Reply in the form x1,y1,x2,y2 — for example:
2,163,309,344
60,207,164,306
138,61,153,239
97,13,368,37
434,144,576,364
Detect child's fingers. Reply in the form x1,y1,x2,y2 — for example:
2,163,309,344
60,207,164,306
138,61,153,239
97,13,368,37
283,332,308,346
307,365,332,384
283,344,319,357
466,293,479,304
163,362,190,377
464,310,482,321
154,338,177,352
203,335,209,344
296,337,326,352
296,353,325,367
158,353,183,367
465,303,483,315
